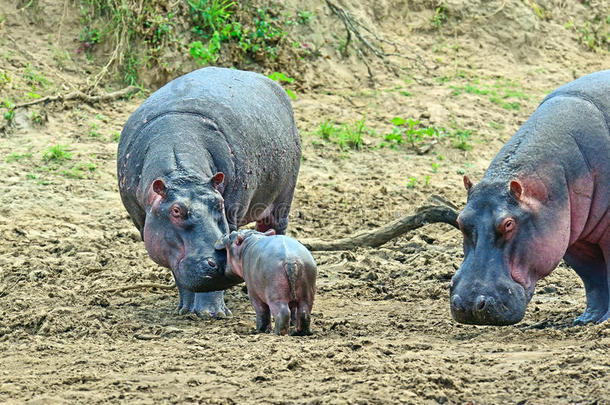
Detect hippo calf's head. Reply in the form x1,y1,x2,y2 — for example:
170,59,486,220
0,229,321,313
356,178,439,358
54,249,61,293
143,172,241,292
214,229,276,279
450,176,570,325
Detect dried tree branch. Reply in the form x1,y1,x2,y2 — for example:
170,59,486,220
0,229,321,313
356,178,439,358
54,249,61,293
301,196,459,251
12,85,141,109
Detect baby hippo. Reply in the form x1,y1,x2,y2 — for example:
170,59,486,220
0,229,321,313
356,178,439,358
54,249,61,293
215,229,317,335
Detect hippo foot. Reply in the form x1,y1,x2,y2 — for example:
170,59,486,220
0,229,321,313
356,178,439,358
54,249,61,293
573,307,608,326
594,310,609,325
177,289,232,319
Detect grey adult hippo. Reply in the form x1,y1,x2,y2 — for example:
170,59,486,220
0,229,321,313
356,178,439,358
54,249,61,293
117,67,301,317
451,70,610,325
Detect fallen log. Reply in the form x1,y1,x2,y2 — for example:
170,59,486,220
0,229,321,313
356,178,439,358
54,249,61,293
301,195,459,251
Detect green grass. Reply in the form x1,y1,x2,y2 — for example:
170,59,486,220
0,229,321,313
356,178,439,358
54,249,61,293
6,152,33,163
382,117,438,149
43,145,72,163
315,118,368,150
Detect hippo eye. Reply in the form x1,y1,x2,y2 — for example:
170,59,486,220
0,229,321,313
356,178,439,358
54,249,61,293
170,204,186,218
500,218,516,237
207,259,216,268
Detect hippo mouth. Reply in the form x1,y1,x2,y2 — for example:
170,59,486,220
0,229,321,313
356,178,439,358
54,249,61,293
450,292,527,325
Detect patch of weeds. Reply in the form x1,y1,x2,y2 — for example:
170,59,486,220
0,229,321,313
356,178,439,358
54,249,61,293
489,121,503,130
112,131,121,142
23,63,50,89
297,10,313,24
451,129,472,151
400,90,412,97
3,100,15,122
317,119,337,141
431,162,439,173
62,161,97,179
43,144,72,163
432,4,447,29
382,117,438,149
424,175,431,187
406,177,418,188
89,122,101,138
26,173,37,180
315,118,368,150
31,111,45,125
0,71,11,87
6,152,33,163
267,72,296,99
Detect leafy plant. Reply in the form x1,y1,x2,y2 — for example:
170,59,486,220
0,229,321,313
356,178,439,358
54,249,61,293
268,72,296,99
407,177,418,188
315,118,368,150
43,145,72,163
451,129,472,151
432,4,447,29
384,117,438,149
297,10,313,24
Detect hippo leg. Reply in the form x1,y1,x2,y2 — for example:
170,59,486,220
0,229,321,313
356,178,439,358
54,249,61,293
292,302,312,336
177,286,232,318
250,298,271,333
564,243,609,325
255,186,295,235
269,302,291,335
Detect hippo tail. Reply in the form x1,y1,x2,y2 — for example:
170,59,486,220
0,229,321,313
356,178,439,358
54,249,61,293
284,261,300,301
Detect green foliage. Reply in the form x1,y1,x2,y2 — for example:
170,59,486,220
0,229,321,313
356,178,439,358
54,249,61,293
450,78,529,110
188,2,288,64
315,118,368,150
432,4,447,29
23,63,50,89
112,131,121,142
431,162,439,173
451,129,472,151
268,72,296,99
62,162,97,179
383,117,438,149
297,10,313,24
89,122,101,138
43,145,72,163
6,152,33,163
0,71,11,87
406,177,418,188
3,99,15,122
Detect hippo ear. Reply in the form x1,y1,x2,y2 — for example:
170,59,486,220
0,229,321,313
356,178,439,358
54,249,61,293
152,179,167,200
463,176,473,193
214,234,230,250
211,172,225,193
264,229,276,236
509,180,523,200
235,232,245,246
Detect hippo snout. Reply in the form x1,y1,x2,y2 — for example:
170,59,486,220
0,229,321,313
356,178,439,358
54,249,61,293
450,274,528,325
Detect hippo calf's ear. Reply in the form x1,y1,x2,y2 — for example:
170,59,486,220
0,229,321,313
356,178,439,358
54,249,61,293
152,179,167,199
211,172,225,193
214,234,229,250
463,176,473,193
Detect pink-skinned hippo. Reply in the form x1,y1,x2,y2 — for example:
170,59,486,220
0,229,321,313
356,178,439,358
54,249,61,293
451,70,610,325
215,229,317,335
117,67,301,318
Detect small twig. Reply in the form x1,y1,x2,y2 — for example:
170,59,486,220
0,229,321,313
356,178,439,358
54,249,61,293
101,282,176,294
12,85,141,109
0,279,23,298
301,196,459,251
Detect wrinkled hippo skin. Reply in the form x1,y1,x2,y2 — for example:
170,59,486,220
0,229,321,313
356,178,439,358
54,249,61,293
117,67,301,317
216,230,317,335
451,70,610,325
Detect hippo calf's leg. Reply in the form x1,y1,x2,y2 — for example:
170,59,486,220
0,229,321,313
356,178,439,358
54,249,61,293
250,298,271,333
293,302,313,336
269,302,291,335
177,286,232,318
564,243,609,325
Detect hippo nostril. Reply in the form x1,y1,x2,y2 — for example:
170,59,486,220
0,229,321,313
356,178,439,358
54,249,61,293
451,295,464,311
476,295,486,311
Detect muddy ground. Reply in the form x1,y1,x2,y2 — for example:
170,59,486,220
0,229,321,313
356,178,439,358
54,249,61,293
0,0,609,403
